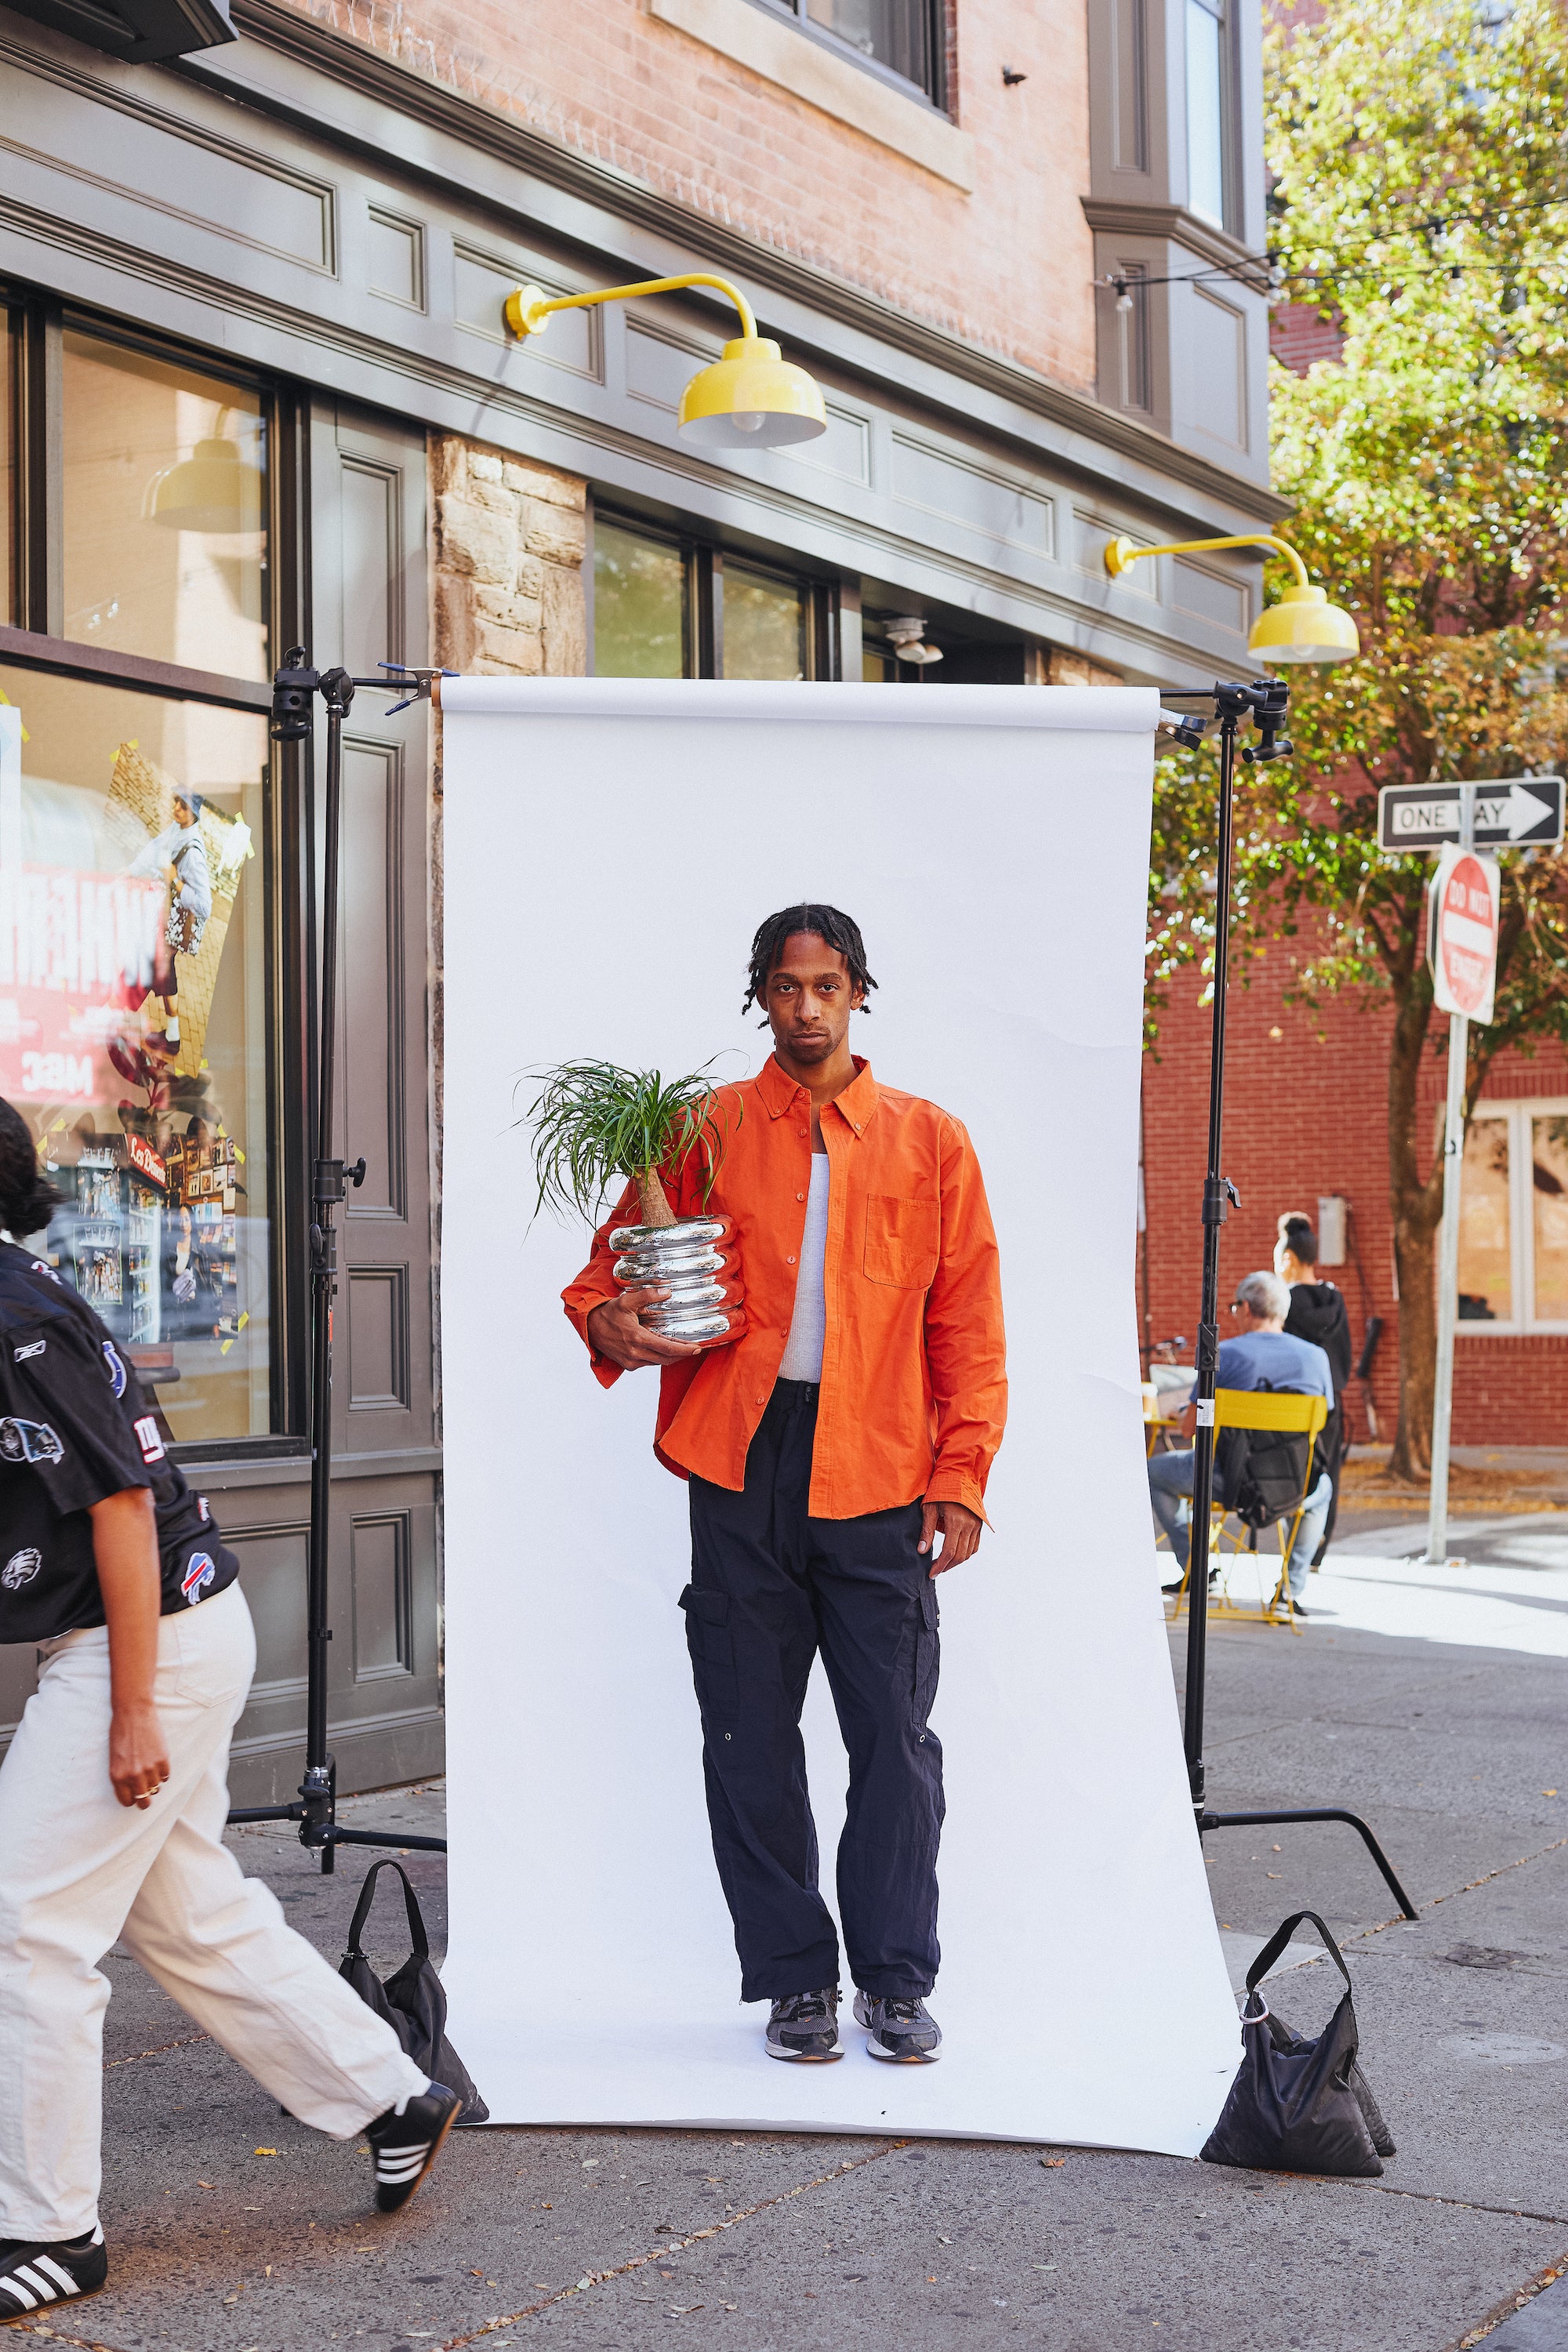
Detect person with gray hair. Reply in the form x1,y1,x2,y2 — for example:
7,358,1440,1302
1147,1268,1336,1614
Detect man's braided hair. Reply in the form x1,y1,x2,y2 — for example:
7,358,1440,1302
742,903,878,1023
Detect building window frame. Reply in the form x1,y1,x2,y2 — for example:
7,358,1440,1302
1183,0,1235,234
747,0,949,114
0,285,312,1461
1454,1096,1568,1338
590,505,840,682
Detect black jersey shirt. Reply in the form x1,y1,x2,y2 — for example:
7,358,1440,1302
0,1240,239,1644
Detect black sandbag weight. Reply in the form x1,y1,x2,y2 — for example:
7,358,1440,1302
339,1859,489,2125
1202,1909,1392,2176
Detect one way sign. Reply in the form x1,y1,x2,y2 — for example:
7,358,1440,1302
1378,776,1564,852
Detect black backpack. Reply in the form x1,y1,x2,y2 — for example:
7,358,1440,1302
1215,1378,1313,1530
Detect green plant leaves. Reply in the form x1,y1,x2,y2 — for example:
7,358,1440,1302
519,1059,740,1224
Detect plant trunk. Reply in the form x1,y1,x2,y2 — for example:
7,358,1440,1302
636,1168,677,1229
1386,980,1444,1483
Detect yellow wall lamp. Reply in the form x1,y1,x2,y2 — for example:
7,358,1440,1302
1104,532,1359,667
504,273,827,449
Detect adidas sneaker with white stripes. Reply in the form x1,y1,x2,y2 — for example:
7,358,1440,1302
365,2082,463,2212
0,2224,107,2316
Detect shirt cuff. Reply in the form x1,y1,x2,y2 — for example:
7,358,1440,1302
924,1468,989,1524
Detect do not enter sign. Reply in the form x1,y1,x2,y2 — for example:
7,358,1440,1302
1429,848,1501,1023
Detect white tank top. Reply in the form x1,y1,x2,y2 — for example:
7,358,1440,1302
778,1153,829,1382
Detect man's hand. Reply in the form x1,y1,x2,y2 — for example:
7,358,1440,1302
586,1279,745,1373
917,1498,983,1576
109,1700,171,1810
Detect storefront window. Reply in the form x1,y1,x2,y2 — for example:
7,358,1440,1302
1185,0,1229,230
62,332,269,681
723,566,805,681
1533,1114,1568,1322
1457,1117,1511,1320
0,663,272,1443
1,314,13,626
593,519,684,678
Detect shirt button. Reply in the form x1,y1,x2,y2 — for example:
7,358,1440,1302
799,1128,808,1138
786,1255,797,1265
796,1191,805,1202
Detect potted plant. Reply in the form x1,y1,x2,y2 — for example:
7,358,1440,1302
523,1060,741,1342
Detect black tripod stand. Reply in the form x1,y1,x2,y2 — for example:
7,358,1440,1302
227,651,452,1872
1160,678,1417,1922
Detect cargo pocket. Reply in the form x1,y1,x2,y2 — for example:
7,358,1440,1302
679,1584,739,1730
912,1574,940,1731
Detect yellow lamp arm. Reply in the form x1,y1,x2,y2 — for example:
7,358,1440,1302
505,272,759,343
1104,531,1312,588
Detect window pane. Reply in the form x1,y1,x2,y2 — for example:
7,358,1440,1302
805,0,935,95
1185,0,1226,227
62,334,269,681
1532,1114,1568,1322
0,664,274,1442
593,520,684,677
723,566,804,681
0,314,13,626
1457,1116,1511,1321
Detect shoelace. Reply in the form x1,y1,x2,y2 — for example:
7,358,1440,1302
778,1991,833,2024
883,1998,924,2024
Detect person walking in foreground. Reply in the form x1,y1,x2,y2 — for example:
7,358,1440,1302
0,1100,459,2322
564,906,1007,2066
1276,1211,1354,1560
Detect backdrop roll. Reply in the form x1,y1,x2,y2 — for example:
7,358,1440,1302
438,677,1238,2150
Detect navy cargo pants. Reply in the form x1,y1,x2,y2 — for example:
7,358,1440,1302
683,1378,944,2005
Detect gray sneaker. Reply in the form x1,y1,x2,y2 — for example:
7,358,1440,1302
855,1991,942,2062
765,1987,843,2061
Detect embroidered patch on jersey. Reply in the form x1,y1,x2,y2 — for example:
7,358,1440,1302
13,1339,45,1362
28,1259,61,1284
102,1341,127,1398
0,1417,64,1466
180,1551,216,1605
198,1494,211,1523
1,1548,42,1591
132,1414,165,1464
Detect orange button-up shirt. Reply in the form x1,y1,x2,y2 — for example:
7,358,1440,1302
561,1055,1007,1520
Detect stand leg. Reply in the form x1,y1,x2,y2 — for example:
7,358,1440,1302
1199,1806,1419,1921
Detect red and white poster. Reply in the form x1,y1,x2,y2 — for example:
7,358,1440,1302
1429,846,1500,1024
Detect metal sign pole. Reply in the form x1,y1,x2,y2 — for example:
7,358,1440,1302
1425,782,1475,1569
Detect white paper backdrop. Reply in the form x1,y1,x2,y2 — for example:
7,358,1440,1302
437,677,1239,2151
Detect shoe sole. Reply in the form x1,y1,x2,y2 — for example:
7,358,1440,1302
765,2041,844,2062
865,2039,941,2062
377,2098,463,2213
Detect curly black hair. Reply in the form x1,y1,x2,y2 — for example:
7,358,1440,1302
742,903,878,1022
0,1098,65,1240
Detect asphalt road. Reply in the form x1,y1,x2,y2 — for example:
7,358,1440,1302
29,1512,1568,2352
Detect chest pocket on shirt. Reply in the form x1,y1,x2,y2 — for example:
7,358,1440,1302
864,1195,939,1289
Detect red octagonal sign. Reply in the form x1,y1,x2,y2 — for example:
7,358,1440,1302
1435,851,1498,1020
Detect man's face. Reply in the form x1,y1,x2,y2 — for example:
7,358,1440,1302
173,797,194,828
763,931,863,1066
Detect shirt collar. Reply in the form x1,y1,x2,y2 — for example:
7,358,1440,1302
757,1054,880,1135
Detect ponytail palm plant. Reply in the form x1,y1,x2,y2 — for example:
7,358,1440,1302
524,1059,737,1231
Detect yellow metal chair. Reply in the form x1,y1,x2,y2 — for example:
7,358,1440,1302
1142,1381,1189,1458
1164,1388,1327,1632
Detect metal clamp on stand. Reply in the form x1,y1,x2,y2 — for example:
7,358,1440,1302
225,652,452,1869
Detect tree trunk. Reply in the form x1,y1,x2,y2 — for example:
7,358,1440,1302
636,1168,677,1229
1386,979,1444,1482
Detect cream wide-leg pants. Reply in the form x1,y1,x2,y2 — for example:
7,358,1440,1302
0,1581,426,2240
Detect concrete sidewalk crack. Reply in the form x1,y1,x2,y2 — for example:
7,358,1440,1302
433,2139,910,2347
1345,1833,1568,1945
102,2032,212,2071
1355,2181,1568,2227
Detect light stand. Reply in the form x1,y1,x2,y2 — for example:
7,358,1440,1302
227,649,452,1873
1161,678,1418,1922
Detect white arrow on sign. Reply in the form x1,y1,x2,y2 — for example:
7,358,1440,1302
1491,782,1557,839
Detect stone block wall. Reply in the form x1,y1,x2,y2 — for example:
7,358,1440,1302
430,433,587,678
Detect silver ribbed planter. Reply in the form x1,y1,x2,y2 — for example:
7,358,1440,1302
610,1214,732,1342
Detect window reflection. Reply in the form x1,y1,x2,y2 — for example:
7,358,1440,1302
804,0,937,93
0,665,271,1441
724,566,804,680
1533,1115,1568,1323
593,520,684,678
1185,0,1227,229
62,334,269,681
1457,1117,1510,1320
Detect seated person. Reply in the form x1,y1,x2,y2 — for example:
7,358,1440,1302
1147,1269,1335,1614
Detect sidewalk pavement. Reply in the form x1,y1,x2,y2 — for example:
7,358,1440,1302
42,1512,1568,2352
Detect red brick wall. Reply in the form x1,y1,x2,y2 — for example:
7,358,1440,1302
1141,945,1568,1446
278,0,1096,387
1269,303,1344,376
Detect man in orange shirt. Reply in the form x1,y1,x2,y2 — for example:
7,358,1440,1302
563,906,1006,2065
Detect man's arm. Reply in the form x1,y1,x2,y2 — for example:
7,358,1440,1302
90,1486,171,1810
921,1117,1007,1566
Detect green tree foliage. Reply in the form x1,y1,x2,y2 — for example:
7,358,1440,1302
1150,0,1568,1476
